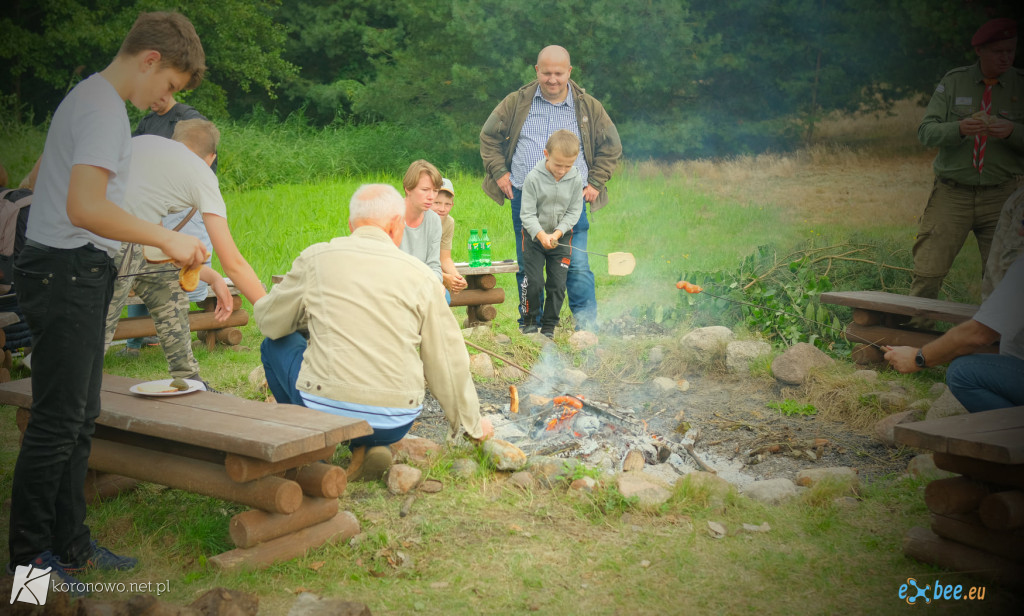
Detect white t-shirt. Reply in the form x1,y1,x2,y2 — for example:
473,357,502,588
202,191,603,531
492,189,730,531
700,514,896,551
122,135,228,222
27,74,130,255
973,255,1024,361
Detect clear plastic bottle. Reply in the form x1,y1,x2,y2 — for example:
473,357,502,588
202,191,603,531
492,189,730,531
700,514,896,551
481,228,492,266
468,229,481,267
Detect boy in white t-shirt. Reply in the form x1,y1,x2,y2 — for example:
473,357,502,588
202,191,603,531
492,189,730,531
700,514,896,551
8,12,208,590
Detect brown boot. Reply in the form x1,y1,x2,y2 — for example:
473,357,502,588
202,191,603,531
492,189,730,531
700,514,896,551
345,446,367,482
357,446,394,482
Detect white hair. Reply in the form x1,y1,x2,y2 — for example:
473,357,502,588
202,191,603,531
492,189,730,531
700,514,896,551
349,183,404,222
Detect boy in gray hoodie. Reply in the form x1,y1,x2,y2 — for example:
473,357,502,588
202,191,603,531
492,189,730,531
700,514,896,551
519,130,584,337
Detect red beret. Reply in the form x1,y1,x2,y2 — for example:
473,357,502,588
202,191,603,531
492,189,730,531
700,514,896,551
971,18,1017,47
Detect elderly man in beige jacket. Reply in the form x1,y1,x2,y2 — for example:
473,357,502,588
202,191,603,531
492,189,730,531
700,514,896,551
254,184,492,481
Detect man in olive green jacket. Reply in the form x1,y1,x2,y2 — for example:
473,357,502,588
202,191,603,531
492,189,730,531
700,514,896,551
911,18,1023,303
480,45,621,331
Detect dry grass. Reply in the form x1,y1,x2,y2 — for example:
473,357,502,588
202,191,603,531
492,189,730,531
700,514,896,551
632,99,936,233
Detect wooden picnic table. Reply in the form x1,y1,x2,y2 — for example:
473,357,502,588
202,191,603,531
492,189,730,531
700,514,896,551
820,290,998,364
0,374,372,570
893,407,1024,588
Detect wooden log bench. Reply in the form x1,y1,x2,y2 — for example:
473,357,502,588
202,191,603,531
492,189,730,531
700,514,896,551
452,259,518,327
0,373,372,570
894,407,1024,589
820,291,998,365
113,278,248,349
272,259,519,328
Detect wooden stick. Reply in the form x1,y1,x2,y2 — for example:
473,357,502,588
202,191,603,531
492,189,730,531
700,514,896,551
933,452,1024,489
924,476,989,515
463,340,540,380
210,510,360,570
684,442,716,474
399,495,416,518
931,512,1024,564
979,491,1024,531
229,498,340,548
225,445,336,483
89,438,303,514
284,463,346,499
111,308,248,340
903,526,1024,589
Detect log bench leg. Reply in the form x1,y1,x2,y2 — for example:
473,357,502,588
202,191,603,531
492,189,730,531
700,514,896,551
210,510,360,570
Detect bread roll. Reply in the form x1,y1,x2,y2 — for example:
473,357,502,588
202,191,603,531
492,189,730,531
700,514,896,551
971,110,995,125
179,265,201,292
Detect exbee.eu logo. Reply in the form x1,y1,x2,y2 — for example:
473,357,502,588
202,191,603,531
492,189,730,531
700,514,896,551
9,564,50,605
898,578,987,604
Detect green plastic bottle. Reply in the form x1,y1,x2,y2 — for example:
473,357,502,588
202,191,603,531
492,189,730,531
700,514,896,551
468,229,481,267
481,229,492,266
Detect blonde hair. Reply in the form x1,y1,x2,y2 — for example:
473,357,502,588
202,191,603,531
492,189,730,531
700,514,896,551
118,12,206,90
350,184,404,222
402,160,442,194
546,129,579,158
172,119,220,157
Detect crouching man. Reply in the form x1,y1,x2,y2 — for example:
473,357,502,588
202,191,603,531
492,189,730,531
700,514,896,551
254,184,493,481
885,215,1024,412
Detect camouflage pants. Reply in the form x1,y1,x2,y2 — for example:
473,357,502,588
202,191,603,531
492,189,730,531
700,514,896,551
981,184,1024,301
103,243,199,379
909,177,1022,299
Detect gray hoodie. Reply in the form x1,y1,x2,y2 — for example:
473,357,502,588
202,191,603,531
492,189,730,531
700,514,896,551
520,158,583,240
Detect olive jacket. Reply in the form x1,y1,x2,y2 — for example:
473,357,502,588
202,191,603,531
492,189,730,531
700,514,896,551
480,79,622,211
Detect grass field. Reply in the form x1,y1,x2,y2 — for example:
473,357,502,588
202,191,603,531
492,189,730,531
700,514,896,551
0,101,1009,614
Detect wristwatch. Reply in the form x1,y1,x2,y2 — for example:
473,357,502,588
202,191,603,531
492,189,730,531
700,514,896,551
914,348,926,368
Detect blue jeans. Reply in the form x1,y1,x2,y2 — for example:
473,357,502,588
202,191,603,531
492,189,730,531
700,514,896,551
260,332,411,448
511,187,597,328
9,243,115,567
946,353,1024,413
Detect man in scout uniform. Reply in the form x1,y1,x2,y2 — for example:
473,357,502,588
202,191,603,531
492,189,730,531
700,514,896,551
911,18,1023,307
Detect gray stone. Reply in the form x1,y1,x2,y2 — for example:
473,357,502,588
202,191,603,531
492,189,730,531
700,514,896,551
616,473,672,508
863,391,909,412
651,377,676,393
569,330,599,350
926,387,968,421
386,464,422,495
528,455,580,485
509,470,537,490
247,364,267,389
795,466,859,488
569,476,598,493
288,593,371,616
648,345,665,365
743,478,799,504
469,353,495,379
681,471,732,505
188,588,260,616
873,410,920,447
908,399,931,412
494,333,511,345
482,438,527,471
726,340,771,373
833,496,859,509
450,458,479,478
390,436,441,464
853,369,879,382
907,453,956,481
562,369,589,388
641,464,683,487
771,342,835,385
498,365,522,380
681,326,735,354
929,382,947,397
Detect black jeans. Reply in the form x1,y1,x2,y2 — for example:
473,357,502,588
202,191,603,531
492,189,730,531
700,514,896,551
520,231,572,330
8,243,115,567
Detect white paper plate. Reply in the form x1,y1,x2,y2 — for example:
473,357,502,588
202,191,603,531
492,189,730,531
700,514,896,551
129,378,206,396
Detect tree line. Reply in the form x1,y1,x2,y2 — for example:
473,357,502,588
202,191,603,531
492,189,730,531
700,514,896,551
3,0,1022,164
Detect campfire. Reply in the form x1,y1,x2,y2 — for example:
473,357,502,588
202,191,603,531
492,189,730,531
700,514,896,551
495,386,717,477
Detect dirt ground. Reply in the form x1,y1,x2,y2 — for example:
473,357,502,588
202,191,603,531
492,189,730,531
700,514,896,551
412,335,914,490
